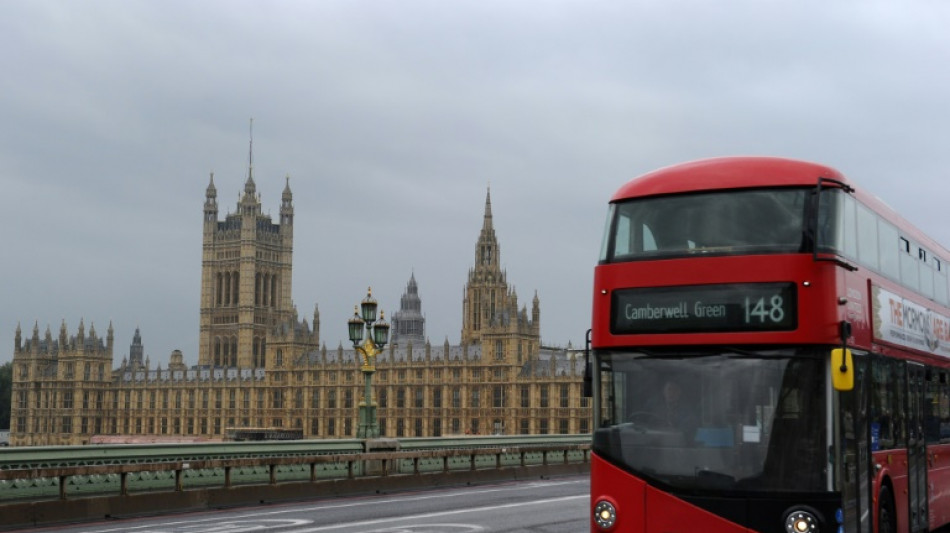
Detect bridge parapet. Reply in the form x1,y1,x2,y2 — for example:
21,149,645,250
0,435,591,530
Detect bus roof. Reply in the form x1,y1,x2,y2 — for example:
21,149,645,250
611,156,846,202
612,155,950,260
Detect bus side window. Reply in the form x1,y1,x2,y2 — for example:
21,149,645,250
901,238,920,291
924,369,943,445
871,357,907,451
919,251,935,301
840,194,858,259
877,221,899,281
856,204,879,270
893,360,907,448
936,372,950,444
935,259,949,306
870,357,895,450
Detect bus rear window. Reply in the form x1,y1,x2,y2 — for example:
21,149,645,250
603,189,808,262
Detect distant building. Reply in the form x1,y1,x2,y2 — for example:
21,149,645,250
390,273,425,348
9,161,588,446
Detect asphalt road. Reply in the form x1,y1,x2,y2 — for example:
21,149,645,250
16,475,590,533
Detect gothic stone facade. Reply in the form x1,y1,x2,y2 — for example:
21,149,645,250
10,175,589,446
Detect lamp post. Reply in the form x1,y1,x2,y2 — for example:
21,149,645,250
348,287,390,439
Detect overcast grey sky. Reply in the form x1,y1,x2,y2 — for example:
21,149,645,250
2,1,950,365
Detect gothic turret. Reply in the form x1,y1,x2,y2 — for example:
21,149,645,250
129,327,144,367
461,187,540,352
204,172,218,226
281,176,294,226
198,122,299,369
59,320,68,349
461,187,508,344
532,291,541,336
77,318,85,348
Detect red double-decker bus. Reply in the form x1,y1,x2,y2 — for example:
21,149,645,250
588,157,950,533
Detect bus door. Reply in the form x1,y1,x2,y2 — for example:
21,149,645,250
839,352,871,532
907,362,929,532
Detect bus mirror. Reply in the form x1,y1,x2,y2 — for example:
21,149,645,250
583,329,593,397
831,348,853,391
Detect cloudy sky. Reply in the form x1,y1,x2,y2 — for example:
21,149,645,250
2,1,949,365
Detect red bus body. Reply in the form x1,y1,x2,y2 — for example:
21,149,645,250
590,157,950,533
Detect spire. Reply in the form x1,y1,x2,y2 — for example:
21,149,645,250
483,185,493,228
280,174,294,226
206,172,217,198
474,185,499,270
313,303,320,339
244,118,256,196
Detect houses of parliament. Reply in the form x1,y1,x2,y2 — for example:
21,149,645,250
9,162,590,446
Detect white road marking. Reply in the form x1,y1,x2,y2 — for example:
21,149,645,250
79,479,588,533
289,495,587,532
358,525,485,533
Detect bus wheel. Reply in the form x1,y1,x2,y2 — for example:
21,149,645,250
878,486,896,533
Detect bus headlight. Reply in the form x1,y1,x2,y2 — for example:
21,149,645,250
593,500,617,529
785,509,819,533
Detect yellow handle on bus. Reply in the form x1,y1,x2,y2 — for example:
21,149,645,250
831,348,854,391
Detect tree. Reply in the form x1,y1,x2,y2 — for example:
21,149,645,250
0,361,11,430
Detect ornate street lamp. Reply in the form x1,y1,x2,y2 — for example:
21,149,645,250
348,287,389,439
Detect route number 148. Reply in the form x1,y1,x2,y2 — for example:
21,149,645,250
744,295,785,324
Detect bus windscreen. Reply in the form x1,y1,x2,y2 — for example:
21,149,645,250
603,188,809,262
592,348,828,494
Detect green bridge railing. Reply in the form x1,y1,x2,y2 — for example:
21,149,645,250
0,434,591,529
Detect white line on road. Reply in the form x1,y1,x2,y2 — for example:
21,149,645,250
288,494,588,533
78,479,588,533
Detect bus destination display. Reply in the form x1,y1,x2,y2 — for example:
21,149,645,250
611,283,797,334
